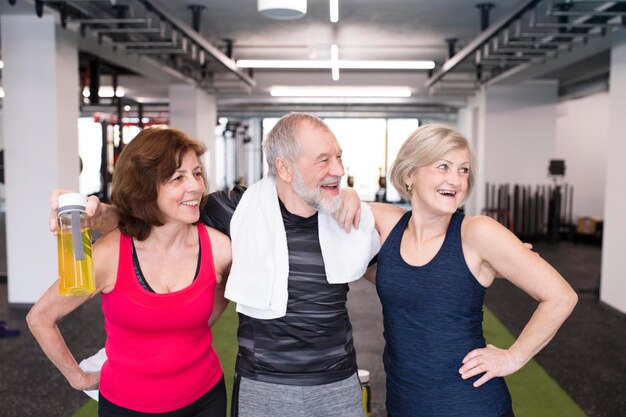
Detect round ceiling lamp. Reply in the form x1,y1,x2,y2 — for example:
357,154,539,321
258,0,307,20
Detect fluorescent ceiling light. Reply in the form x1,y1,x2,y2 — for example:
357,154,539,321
340,60,435,70
237,59,435,70
330,44,339,81
330,0,339,23
82,86,125,98
270,86,412,97
237,60,331,69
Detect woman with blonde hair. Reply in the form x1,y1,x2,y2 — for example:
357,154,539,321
369,124,577,417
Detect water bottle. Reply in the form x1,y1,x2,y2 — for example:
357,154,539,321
57,193,95,296
358,369,371,417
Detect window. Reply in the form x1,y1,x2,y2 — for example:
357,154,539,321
261,117,419,202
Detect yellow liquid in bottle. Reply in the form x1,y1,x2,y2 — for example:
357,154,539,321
362,385,370,417
58,228,95,296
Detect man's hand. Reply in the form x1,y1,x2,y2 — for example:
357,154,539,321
334,188,362,233
49,190,108,234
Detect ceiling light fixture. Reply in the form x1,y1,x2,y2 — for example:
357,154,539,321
340,60,435,70
237,59,435,70
82,86,125,98
329,0,339,23
270,86,412,98
330,44,340,81
258,0,307,20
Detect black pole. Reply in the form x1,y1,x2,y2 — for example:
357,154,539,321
189,5,205,32
99,122,109,203
445,38,457,59
476,3,495,31
112,72,124,158
137,103,144,130
223,38,234,59
89,58,100,105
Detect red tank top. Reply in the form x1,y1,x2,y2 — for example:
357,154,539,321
99,224,222,412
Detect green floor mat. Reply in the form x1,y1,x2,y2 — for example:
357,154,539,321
73,305,583,417
210,302,239,416
483,308,586,417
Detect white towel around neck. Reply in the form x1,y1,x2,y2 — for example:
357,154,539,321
224,177,380,319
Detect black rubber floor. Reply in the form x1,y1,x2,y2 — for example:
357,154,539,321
484,241,626,417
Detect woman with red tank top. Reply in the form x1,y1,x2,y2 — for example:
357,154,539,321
28,128,231,417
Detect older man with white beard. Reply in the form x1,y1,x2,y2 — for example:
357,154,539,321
202,112,379,417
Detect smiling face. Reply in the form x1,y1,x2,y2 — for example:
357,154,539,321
409,147,470,215
291,122,345,213
156,149,205,225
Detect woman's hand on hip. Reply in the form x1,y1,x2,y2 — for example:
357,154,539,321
459,344,524,387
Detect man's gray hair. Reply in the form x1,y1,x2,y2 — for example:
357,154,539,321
263,112,331,176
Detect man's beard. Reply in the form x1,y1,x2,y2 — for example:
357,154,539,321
292,169,342,213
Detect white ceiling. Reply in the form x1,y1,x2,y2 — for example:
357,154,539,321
144,0,522,101
169,0,518,62
0,0,617,119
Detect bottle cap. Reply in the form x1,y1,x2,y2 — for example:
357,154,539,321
358,369,370,384
58,193,87,214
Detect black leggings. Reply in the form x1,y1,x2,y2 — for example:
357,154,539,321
98,377,227,417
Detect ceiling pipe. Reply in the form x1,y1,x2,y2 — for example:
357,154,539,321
445,38,458,59
139,0,255,87
188,5,205,32
476,3,495,31
425,0,541,88
223,38,234,59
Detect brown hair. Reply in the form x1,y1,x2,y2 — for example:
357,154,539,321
390,124,475,202
111,127,208,240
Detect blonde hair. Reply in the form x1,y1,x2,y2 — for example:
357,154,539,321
389,124,475,202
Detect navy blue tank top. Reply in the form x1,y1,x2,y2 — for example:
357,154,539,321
376,210,512,417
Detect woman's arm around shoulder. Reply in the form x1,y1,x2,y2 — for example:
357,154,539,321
205,226,231,284
369,203,406,244
205,225,231,326
92,229,121,294
459,215,578,387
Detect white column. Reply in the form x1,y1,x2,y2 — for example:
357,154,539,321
462,88,487,216
483,81,558,187
600,29,626,313
1,15,79,304
168,85,217,190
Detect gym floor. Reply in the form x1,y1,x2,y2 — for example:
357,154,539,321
0,215,624,416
